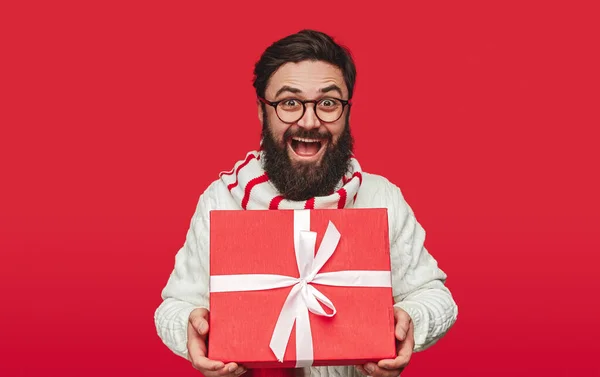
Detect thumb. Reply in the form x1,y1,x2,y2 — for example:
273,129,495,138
189,308,210,336
396,323,407,341
394,309,411,341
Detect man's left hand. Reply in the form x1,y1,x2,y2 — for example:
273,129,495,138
356,308,414,377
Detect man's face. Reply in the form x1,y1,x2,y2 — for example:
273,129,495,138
259,60,354,201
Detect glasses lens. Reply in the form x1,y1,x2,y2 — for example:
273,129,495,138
276,99,304,123
316,98,343,122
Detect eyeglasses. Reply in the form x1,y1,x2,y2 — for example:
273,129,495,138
259,96,351,124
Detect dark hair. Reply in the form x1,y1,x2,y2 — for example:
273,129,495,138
253,29,357,100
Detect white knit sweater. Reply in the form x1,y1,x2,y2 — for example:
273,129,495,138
154,172,458,376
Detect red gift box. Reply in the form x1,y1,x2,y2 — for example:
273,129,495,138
208,208,396,368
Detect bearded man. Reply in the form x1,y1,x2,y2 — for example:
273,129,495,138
154,29,458,377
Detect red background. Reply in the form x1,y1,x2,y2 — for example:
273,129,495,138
1,1,599,376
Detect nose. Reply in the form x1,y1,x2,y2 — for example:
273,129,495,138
296,103,321,129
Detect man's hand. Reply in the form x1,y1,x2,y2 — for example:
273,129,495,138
356,308,414,377
187,308,247,376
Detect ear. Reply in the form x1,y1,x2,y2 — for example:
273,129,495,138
257,100,264,124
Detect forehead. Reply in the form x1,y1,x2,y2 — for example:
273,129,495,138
266,60,347,98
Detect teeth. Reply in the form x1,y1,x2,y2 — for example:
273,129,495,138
292,137,320,143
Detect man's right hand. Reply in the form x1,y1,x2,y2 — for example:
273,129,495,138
187,308,247,376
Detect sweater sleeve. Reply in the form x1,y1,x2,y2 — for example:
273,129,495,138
153,185,215,360
387,183,458,352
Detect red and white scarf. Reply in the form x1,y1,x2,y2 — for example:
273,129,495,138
219,150,363,210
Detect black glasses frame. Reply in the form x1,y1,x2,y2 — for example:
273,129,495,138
258,96,352,124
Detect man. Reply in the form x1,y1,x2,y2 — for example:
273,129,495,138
154,30,458,377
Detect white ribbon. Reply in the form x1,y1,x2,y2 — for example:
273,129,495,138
210,210,392,367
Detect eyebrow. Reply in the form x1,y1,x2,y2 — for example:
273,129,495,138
274,84,344,99
275,86,302,98
319,84,343,97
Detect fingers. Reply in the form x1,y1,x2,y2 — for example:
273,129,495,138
189,355,246,377
377,351,410,372
187,309,221,374
362,362,402,377
398,321,415,359
186,309,246,376
393,308,412,342
355,365,368,376
377,319,415,374
190,355,224,374
190,357,247,377
186,309,246,377
187,317,208,357
189,308,210,336
221,363,247,376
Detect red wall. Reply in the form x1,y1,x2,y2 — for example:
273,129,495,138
1,1,599,376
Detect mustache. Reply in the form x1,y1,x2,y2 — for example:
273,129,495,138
283,128,333,143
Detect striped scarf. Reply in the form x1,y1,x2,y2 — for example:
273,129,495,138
219,150,363,210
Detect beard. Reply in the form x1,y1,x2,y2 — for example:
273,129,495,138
260,110,354,201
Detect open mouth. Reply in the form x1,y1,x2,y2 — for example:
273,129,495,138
288,137,326,158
